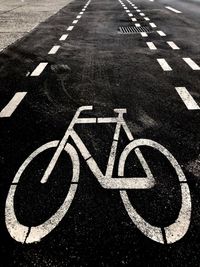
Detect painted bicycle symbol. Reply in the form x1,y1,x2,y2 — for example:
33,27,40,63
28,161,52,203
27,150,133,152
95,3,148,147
6,106,191,244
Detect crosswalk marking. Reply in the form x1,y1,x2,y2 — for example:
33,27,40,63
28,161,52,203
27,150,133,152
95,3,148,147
141,32,148,37
146,42,157,50
0,92,27,118
149,22,157,28
167,41,180,50
175,87,200,110
157,30,166,37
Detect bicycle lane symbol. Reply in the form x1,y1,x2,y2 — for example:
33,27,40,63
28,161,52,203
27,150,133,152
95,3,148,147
5,106,191,244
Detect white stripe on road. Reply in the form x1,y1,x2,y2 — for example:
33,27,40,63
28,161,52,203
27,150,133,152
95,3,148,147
175,87,200,110
131,18,137,22
128,13,133,16
165,6,182,14
67,26,74,31
144,17,150,21
76,15,81,19
157,30,166,36
48,45,60,54
167,41,180,50
30,63,48,76
146,42,157,50
135,23,141,27
59,34,68,41
141,32,148,37
140,13,145,16
136,9,141,12
183,58,200,70
149,22,157,28
0,92,27,118
157,59,172,71
72,20,78,24
79,12,84,14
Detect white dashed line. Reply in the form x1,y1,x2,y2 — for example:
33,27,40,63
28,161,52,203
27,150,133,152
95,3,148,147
183,58,200,70
59,34,68,41
131,18,137,22
167,41,180,50
157,59,172,71
67,26,74,31
136,9,141,12
140,13,145,16
135,23,141,27
128,13,133,17
72,20,78,24
149,22,157,28
0,92,27,118
126,10,130,12
141,32,148,37
157,30,166,37
30,63,48,77
79,12,84,14
144,17,150,21
76,15,81,19
175,87,200,110
146,42,157,50
48,45,60,55
165,6,182,14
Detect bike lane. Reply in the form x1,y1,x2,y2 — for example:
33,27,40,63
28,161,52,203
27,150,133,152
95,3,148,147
0,0,200,266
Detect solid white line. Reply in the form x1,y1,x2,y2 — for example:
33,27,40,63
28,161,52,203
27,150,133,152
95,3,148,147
157,59,172,71
30,63,48,76
141,32,148,37
175,87,200,110
48,45,60,54
149,22,157,28
157,30,166,36
67,26,74,31
0,92,27,117
167,41,180,50
72,20,78,24
183,58,200,70
146,42,157,50
59,34,68,41
165,6,182,14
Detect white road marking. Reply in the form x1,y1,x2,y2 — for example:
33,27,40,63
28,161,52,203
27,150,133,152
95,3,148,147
131,18,137,22
59,34,68,41
67,26,74,31
124,7,128,9
144,17,150,21
48,45,60,54
30,63,48,76
146,42,157,50
135,23,141,27
136,9,141,12
157,30,166,36
79,12,84,14
175,87,200,110
140,13,145,16
167,41,180,50
183,58,200,70
0,92,27,117
157,59,172,71
165,6,182,14
76,15,81,19
82,8,86,11
126,10,130,12
141,32,148,37
149,22,157,28
134,7,137,9
128,13,133,17
72,20,78,24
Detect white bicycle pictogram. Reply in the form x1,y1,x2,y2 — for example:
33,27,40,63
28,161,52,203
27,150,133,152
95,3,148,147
5,106,191,244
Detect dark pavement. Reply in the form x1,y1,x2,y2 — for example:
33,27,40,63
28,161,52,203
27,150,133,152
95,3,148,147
0,0,200,266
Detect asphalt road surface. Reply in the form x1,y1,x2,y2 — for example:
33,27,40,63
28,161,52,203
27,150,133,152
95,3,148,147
0,0,200,266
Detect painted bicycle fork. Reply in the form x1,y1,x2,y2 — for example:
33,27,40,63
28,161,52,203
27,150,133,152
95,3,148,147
41,106,155,189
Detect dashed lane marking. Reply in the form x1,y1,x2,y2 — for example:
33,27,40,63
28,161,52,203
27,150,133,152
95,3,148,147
128,13,133,17
146,42,157,50
72,20,78,24
157,30,166,36
165,6,182,14
167,41,180,50
157,59,172,71
0,92,27,118
67,26,74,31
140,13,145,16
48,45,60,54
76,15,81,19
131,18,137,22
59,34,68,41
135,23,141,27
175,87,200,110
30,63,48,76
144,17,150,21
141,32,148,37
183,58,200,70
149,22,157,28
